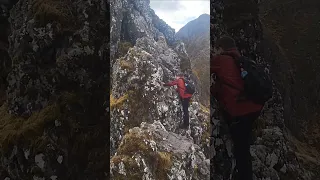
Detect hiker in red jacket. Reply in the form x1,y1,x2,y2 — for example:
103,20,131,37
163,75,192,128
211,36,263,180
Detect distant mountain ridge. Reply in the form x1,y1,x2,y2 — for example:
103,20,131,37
176,14,210,106
176,14,210,40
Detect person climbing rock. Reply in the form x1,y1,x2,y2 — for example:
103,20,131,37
163,74,195,129
211,36,272,180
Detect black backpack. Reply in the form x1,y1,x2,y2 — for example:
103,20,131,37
221,53,273,105
182,78,195,95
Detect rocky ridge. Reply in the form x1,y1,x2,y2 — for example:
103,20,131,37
110,0,210,179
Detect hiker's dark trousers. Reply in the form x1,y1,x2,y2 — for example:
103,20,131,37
222,111,260,180
181,97,191,125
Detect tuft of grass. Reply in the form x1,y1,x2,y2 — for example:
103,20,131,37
119,60,134,71
112,129,173,180
192,69,200,80
200,103,209,114
156,152,172,170
110,93,129,110
31,0,74,27
117,131,152,156
111,130,153,179
155,151,173,179
0,103,61,152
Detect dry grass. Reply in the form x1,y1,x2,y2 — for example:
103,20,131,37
0,103,60,152
287,131,320,168
200,103,209,114
192,69,200,80
156,152,172,169
113,129,173,180
31,0,74,26
155,151,173,179
119,60,134,71
110,93,129,110
117,131,152,156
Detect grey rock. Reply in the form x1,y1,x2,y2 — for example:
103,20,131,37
110,121,210,180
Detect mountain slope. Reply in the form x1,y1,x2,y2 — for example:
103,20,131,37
176,14,210,106
110,0,210,179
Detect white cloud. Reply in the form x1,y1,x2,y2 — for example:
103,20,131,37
150,0,210,32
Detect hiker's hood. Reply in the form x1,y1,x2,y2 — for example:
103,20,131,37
223,48,241,57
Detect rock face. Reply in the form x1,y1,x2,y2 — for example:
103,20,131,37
110,0,175,62
176,14,210,106
110,0,210,179
0,2,11,106
0,0,109,179
210,0,318,180
111,121,210,180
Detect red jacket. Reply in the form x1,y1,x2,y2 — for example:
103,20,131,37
165,77,192,99
211,48,263,117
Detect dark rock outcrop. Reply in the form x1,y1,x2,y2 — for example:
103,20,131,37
210,0,318,179
0,0,109,179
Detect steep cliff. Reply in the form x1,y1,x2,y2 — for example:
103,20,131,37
210,0,319,179
176,14,210,106
0,0,109,179
110,0,210,179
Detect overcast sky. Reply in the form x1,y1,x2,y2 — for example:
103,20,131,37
150,0,210,32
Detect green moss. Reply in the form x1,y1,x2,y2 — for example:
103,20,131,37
0,103,61,153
